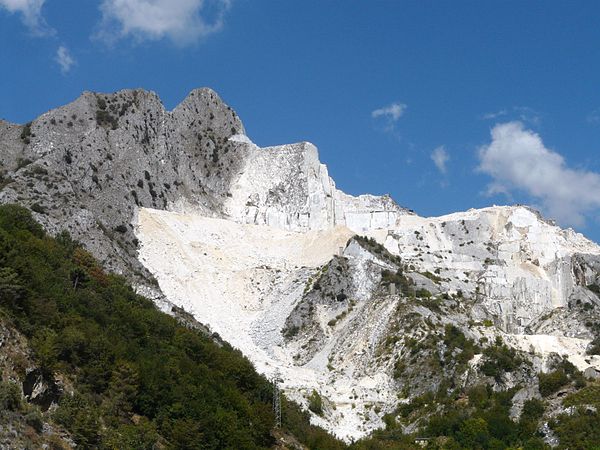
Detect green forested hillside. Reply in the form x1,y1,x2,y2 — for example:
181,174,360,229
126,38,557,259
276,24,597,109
0,204,342,449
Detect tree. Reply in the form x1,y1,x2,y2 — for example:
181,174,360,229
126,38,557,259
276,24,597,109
308,389,324,416
0,266,24,308
457,417,490,448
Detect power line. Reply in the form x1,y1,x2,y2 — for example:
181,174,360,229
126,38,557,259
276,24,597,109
273,372,282,428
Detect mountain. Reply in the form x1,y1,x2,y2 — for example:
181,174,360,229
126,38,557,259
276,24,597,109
2,89,600,447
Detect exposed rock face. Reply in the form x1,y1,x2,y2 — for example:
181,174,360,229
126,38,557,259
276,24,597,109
223,140,408,231
22,368,62,412
0,87,404,288
3,89,600,441
0,88,244,284
379,206,600,333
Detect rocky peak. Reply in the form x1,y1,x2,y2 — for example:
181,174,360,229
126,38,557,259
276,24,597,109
172,87,245,135
0,88,248,283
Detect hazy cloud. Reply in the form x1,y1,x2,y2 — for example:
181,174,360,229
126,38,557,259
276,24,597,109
97,0,232,44
587,108,600,125
431,146,449,174
513,106,541,126
481,110,507,120
478,121,600,227
481,106,541,126
371,102,407,122
55,45,75,73
0,0,52,34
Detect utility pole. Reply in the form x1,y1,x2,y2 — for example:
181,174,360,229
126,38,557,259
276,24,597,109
273,372,282,428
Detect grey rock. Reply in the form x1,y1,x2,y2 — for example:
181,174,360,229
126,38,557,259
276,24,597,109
0,88,244,290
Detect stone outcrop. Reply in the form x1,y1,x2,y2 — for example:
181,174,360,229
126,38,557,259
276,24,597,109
0,88,244,283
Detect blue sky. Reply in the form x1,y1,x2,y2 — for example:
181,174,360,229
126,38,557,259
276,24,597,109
2,1,600,241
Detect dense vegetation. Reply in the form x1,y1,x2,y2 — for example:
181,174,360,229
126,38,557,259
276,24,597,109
354,328,600,450
357,386,549,450
0,205,342,449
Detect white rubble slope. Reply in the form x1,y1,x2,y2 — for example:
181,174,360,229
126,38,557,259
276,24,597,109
135,137,600,441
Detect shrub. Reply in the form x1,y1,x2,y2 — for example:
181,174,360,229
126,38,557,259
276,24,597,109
29,165,48,176
31,202,46,214
380,269,413,296
355,235,403,266
457,417,490,448
539,370,569,397
25,408,44,432
0,381,22,411
563,383,600,411
443,324,476,365
16,157,33,170
393,360,406,379
308,390,323,415
422,271,443,283
415,288,432,298
283,325,299,338
95,109,118,130
20,122,32,144
0,204,44,237
480,339,522,380
521,398,544,421
114,225,128,234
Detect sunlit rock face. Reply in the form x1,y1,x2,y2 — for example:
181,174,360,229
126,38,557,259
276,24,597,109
222,139,408,232
381,206,600,333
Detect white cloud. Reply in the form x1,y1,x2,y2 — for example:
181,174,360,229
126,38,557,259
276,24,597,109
371,102,407,122
478,121,600,227
431,146,449,174
55,46,75,74
97,0,231,44
0,0,51,34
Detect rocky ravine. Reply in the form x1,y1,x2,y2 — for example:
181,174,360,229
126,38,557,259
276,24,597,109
2,89,600,441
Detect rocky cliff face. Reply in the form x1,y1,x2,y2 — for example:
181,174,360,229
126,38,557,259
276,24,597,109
222,139,408,231
2,89,600,441
0,88,243,284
